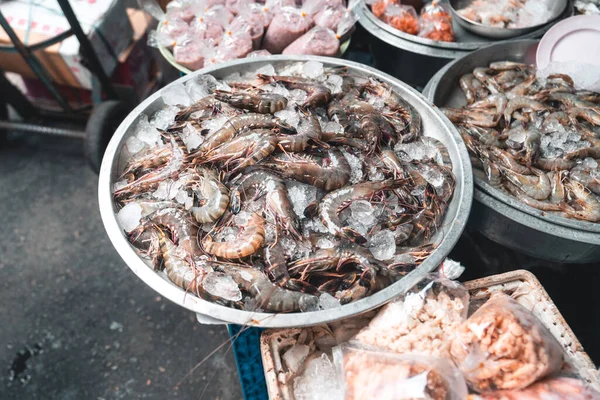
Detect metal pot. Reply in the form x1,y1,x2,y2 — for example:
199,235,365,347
355,1,573,88
98,55,473,327
424,40,600,263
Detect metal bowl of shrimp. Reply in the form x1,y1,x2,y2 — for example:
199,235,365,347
424,40,600,263
448,0,569,40
98,55,473,328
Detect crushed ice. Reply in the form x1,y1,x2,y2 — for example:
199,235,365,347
293,353,343,400
286,181,318,219
116,202,143,233
368,229,396,261
202,272,242,302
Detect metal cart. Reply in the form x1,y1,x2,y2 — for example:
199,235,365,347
0,0,133,173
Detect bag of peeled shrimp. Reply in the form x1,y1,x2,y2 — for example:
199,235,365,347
450,292,564,393
469,377,600,400
383,4,419,35
334,343,468,400
418,0,454,41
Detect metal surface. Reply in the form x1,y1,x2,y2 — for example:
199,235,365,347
448,0,568,40
260,270,600,399
0,121,85,139
98,55,473,328
356,1,572,87
425,39,600,236
470,190,600,263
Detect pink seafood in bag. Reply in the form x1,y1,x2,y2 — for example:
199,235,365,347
203,46,238,67
247,49,272,57
190,18,224,44
263,7,313,54
470,377,600,400
148,29,177,49
384,4,419,35
303,0,345,14
226,0,256,15
238,3,271,27
418,0,454,42
218,29,253,58
229,15,265,49
166,1,196,23
313,5,346,31
162,17,190,42
174,39,210,71
282,26,339,56
205,4,234,24
450,292,564,393
336,344,468,400
206,0,226,6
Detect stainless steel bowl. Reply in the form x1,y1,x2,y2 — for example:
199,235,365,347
355,0,573,87
449,0,568,40
98,55,473,328
424,40,600,262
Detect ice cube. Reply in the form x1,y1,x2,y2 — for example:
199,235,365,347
302,217,329,236
202,115,230,135
538,61,600,92
293,354,343,400
202,272,242,302
368,229,396,261
184,196,193,210
126,136,146,154
419,165,445,188
583,157,599,169
150,106,179,130
299,295,320,312
364,91,385,110
282,344,310,374
367,165,385,182
274,109,300,129
153,179,180,200
180,122,204,151
395,142,437,162
175,188,189,204
319,293,341,309
286,181,318,219
323,121,344,135
135,115,161,146
326,74,343,94
302,61,324,79
340,148,363,184
277,62,304,77
271,83,291,98
185,75,214,102
234,210,252,226
216,227,238,242
254,64,276,76
162,83,192,107
289,89,308,105
508,129,527,144
215,80,231,91
316,237,335,249
116,202,143,233
350,200,377,226
112,180,128,193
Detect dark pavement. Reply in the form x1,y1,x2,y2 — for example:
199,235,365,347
0,133,242,399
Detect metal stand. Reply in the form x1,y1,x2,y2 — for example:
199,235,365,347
0,0,133,172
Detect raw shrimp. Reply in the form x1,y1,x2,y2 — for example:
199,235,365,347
259,74,332,108
503,96,548,124
191,113,295,155
190,168,230,223
216,264,318,313
262,148,351,191
203,212,266,258
320,179,405,244
561,182,600,222
570,169,600,195
501,168,551,200
277,108,326,152
135,207,199,256
214,90,288,113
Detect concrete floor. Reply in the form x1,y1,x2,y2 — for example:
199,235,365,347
0,133,242,399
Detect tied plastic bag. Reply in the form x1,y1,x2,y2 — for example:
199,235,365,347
368,0,398,19
160,17,191,42
226,0,256,15
218,29,253,59
165,0,196,23
470,377,600,400
418,0,454,42
383,4,419,35
148,29,177,48
237,3,272,28
334,344,468,400
190,12,226,44
354,274,469,358
313,5,346,30
173,38,212,71
283,26,340,56
263,6,313,54
229,15,265,49
450,292,564,393
247,49,272,57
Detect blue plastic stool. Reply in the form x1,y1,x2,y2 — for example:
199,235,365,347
227,325,268,400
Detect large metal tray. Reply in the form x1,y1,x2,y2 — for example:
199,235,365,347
260,270,600,400
424,39,600,236
98,55,473,328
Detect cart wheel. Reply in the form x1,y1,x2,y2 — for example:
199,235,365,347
0,98,9,145
85,100,131,174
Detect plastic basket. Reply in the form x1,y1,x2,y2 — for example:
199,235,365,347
228,325,268,400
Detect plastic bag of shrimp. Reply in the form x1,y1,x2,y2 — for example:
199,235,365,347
333,343,468,400
450,292,564,393
353,273,469,359
469,377,600,400
262,6,314,53
418,0,454,42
